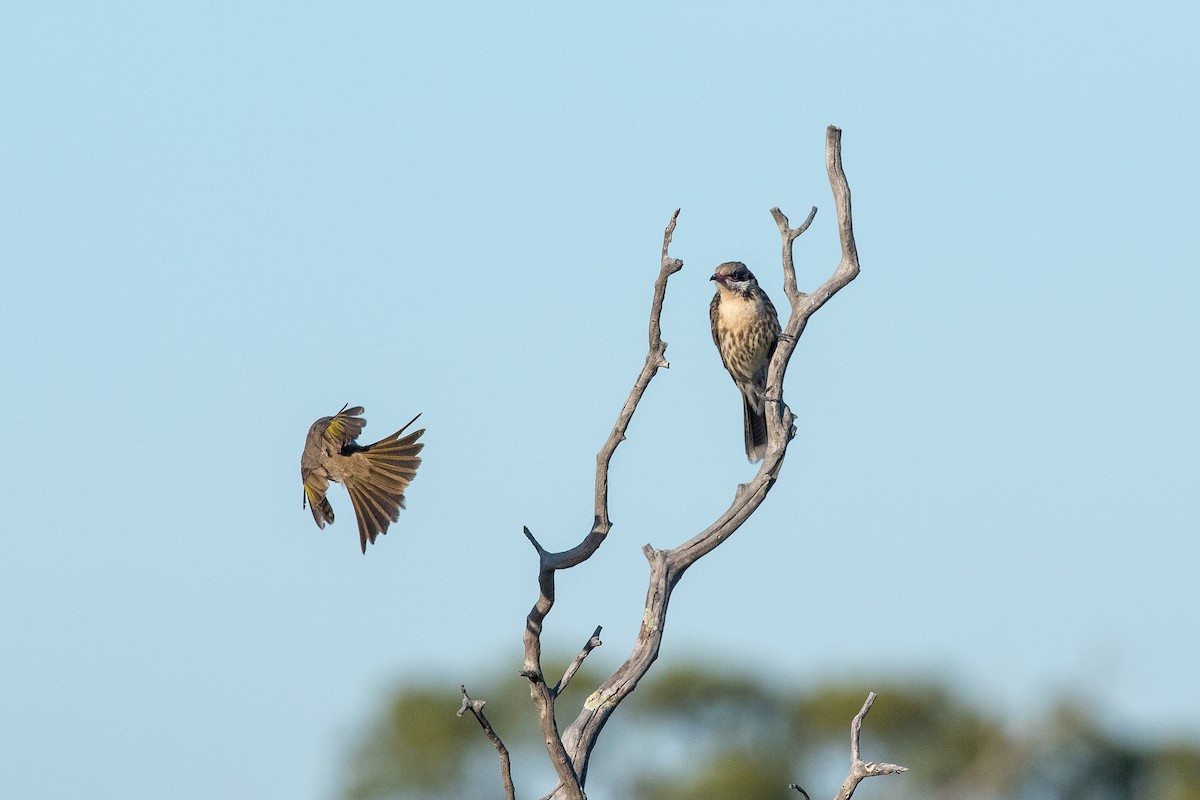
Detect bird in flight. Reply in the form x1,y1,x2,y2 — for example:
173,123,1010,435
300,405,424,552
709,261,781,462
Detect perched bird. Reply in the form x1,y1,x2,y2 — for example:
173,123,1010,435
300,405,424,553
710,261,781,462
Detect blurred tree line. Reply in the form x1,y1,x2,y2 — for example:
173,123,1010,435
340,659,1200,800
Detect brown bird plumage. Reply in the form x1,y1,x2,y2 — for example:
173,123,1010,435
300,405,424,553
710,262,781,462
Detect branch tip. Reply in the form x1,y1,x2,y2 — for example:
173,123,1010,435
556,624,605,695
523,526,547,556
796,205,818,236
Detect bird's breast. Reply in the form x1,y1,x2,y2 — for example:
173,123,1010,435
717,291,768,330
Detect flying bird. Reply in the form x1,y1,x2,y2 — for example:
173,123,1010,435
709,261,781,462
300,405,424,552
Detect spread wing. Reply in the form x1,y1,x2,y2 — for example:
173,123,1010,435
321,404,367,450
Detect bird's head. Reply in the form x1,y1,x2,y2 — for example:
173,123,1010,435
710,261,758,295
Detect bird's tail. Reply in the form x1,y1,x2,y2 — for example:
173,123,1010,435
342,415,425,553
742,392,768,463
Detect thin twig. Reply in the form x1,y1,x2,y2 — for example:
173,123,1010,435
555,625,603,696
457,685,516,800
595,207,684,534
772,205,818,303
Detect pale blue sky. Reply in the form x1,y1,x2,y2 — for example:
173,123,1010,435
2,2,1198,798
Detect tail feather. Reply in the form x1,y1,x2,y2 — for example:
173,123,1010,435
346,479,401,553
356,428,424,458
742,392,768,463
360,438,422,489
343,425,425,552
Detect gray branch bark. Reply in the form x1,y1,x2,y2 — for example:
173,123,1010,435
790,693,907,800
457,685,516,800
832,692,908,800
515,209,684,800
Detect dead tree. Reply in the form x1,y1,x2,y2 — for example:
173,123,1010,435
458,126,903,800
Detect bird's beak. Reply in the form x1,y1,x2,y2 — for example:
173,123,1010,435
709,274,720,282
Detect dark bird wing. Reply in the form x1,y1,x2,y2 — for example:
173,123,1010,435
322,405,367,449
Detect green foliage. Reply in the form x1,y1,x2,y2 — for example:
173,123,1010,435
633,749,796,800
1145,743,1200,800
343,663,606,800
339,661,1200,800
628,664,791,749
345,687,480,800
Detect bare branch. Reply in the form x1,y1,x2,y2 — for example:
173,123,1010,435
457,685,516,800
830,692,908,800
595,207,684,535
669,126,859,569
771,204,818,303
520,210,685,800
555,625,603,696
826,126,860,292
523,525,549,557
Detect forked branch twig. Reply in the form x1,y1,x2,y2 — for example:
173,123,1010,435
833,692,909,800
790,693,907,800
